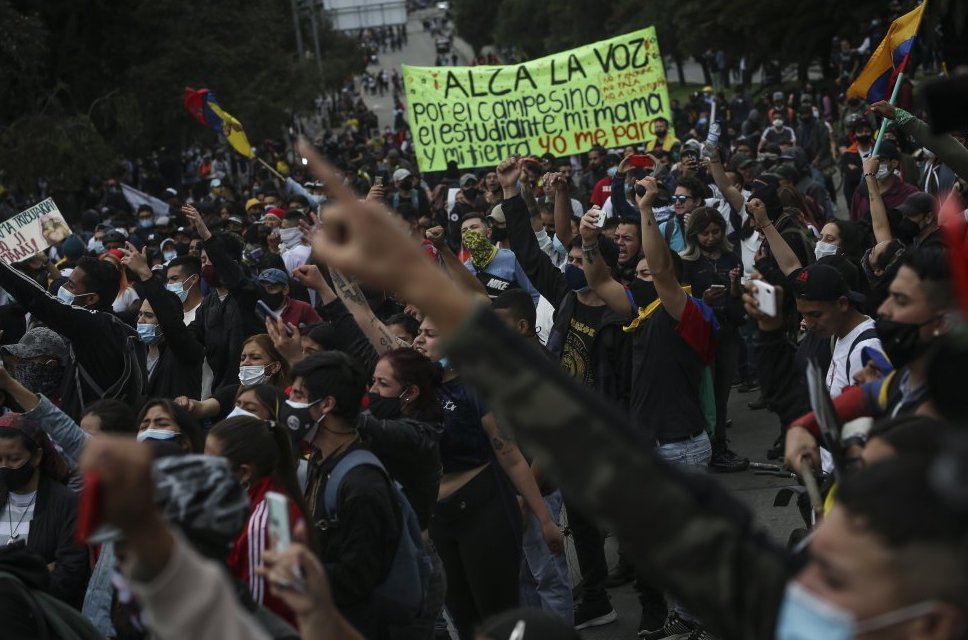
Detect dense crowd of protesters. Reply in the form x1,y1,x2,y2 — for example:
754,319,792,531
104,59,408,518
1,5,968,639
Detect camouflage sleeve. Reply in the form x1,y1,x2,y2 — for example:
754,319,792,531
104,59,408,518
442,302,798,640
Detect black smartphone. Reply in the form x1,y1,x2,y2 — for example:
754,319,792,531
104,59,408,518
256,300,293,336
924,75,968,135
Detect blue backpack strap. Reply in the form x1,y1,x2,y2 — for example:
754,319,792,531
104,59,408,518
323,449,387,518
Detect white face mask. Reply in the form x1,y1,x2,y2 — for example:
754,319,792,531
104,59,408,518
136,428,180,443
226,405,259,419
239,365,269,387
278,226,303,250
814,240,839,260
773,120,784,130
876,165,892,181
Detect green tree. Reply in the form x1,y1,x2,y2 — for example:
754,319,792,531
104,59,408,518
453,0,502,56
0,0,363,201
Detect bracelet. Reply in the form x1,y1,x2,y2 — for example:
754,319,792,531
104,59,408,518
582,240,599,251
863,172,876,178
894,107,914,127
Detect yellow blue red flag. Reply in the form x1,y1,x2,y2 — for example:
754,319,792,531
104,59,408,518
183,87,255,159
847,2,927,103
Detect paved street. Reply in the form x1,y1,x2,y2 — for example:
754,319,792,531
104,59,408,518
366,12,806,639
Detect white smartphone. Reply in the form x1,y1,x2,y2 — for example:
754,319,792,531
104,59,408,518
708,284,726,291
752,279,777,317
592,207,606,228
265,491,292,551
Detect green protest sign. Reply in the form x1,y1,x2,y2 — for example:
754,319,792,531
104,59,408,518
403,26,672,173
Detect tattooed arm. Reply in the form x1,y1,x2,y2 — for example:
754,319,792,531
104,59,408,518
481,412,564,555
329,268,411,354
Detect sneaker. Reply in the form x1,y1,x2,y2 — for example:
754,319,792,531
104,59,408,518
639,613,695,639
737,380,760,393
709,446,750,473
747,395,768,411
604,557,636,588
574,600,618,630
766,435,785,460
638,602,668,636
680,628,718,640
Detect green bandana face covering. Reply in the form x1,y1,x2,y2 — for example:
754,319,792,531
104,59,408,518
462,230,497,269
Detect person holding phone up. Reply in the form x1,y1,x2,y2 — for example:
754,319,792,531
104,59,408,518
679,209,748,472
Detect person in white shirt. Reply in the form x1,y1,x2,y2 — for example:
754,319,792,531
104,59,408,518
791,262,885,397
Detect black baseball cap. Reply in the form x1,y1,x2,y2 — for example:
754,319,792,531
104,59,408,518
896,191,937,218
792,263,851,302
791,262,864,303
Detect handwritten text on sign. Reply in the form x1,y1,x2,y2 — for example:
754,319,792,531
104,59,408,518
0,198,73,264
403,27,672,172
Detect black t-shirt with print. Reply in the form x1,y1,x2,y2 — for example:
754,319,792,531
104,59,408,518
560,301,606,387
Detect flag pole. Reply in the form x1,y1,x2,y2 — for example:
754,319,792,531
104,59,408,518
872,71,905,157
255,156,286,181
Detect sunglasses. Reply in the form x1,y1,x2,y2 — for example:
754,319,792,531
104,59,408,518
671,195,692,203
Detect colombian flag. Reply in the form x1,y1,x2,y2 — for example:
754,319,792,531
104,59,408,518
847,2,926,103
183,87,255,159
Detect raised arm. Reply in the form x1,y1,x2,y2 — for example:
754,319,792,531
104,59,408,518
749,199,802,276
579,210,633,317
706,148,747,213
293,264,406,359
546,172,575,246
426,226,489,299
873,101,968,181
863,155,893,243
499,158,570,307
0,260,100,340
635,177,687,320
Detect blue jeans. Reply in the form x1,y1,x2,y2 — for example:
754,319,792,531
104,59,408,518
655,432,710,624
519,490,573,625
655,431,712,467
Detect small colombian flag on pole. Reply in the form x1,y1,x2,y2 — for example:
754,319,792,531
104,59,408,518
183,87,255,159
846,2,927,103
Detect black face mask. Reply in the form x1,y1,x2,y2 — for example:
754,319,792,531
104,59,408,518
175,241,191,256
490,227,508,242
628,279,659,310
15,362,64,398
261,291,285,310
463,188,481,200
399,178,414,191
365,392,402,420
0,461,35,492
855,134,872,144
896,217,922,243
875,316,938,368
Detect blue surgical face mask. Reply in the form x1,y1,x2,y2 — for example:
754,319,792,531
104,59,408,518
163,251,177,262
57,286,91,306
138,219,154,229
775,582,854,640
91,240,105,255
607,166,618,178
166,277,195,303
775,582,939,640
563,263,590,293
137,323,161,346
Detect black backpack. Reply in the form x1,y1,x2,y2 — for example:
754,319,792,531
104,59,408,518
61,314,146,419
0,564,103,640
